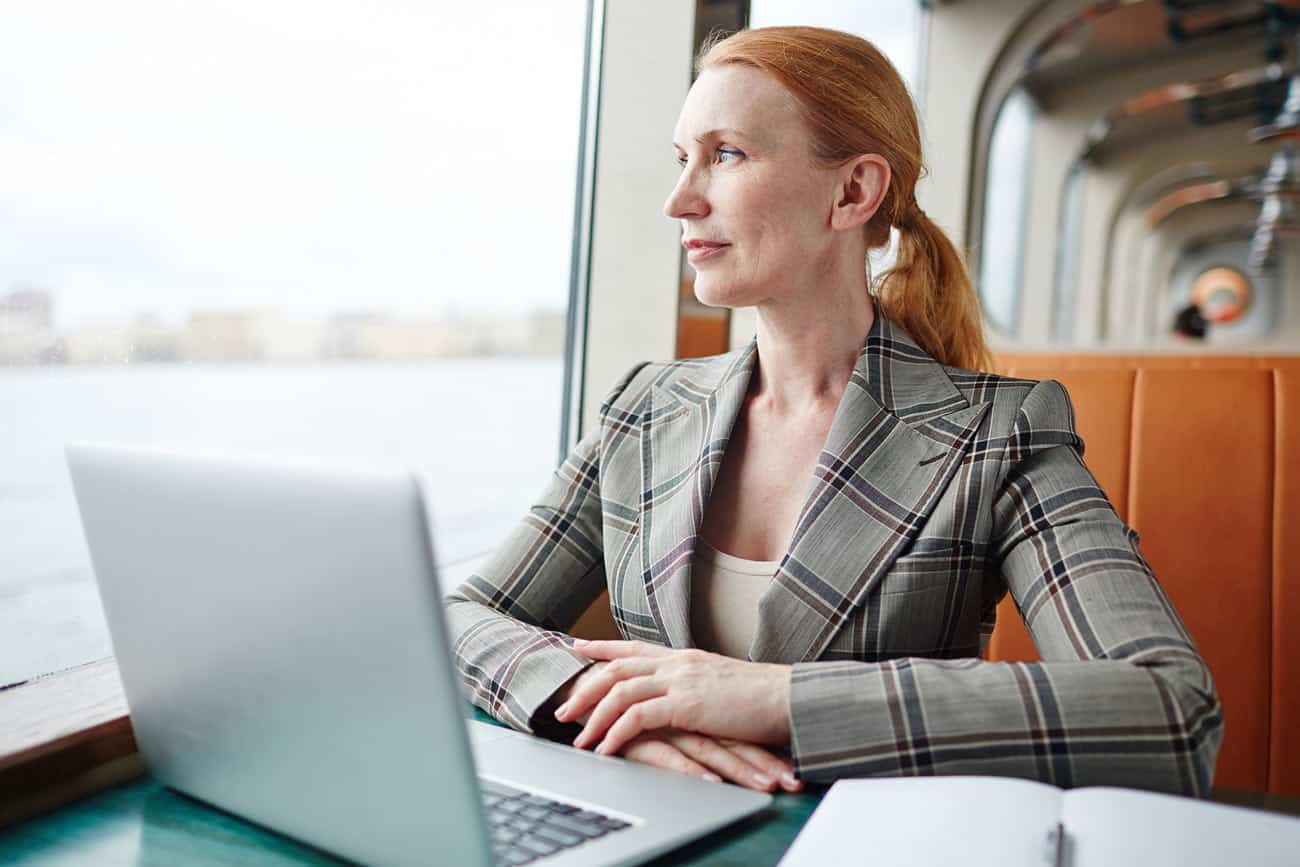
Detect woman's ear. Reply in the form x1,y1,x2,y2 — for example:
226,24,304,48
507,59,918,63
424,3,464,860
831,154,890,231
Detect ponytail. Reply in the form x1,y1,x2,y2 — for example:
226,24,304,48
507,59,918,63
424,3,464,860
875,206,993,372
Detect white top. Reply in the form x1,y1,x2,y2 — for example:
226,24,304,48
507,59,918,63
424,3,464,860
688,538,779,659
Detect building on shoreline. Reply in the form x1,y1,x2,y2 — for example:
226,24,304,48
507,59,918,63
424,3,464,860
0,288,565,366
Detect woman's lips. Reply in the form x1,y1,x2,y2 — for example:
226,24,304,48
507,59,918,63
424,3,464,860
686,243,729,263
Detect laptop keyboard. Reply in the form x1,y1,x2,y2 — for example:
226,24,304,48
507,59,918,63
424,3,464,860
481,780,633,865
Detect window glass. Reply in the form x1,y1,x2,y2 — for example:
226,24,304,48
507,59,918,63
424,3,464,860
1053,164,1086,342
0,1,590,686
978,87,1035,336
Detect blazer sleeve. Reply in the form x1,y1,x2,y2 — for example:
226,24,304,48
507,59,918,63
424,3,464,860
786,378,1224,795
444,362,648,734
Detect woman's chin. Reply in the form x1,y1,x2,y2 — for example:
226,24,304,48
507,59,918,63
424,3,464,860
693,278,754,310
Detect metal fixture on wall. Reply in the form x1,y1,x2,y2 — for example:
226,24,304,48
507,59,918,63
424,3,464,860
1249,32,1300,272
1245,142,1300,270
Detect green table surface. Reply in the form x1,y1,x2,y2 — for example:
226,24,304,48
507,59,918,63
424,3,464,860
0,709,822,866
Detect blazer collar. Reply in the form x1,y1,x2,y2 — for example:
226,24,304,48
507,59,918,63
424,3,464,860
637,312,991,662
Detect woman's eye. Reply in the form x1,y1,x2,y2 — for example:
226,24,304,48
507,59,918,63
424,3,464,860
675,148,743,168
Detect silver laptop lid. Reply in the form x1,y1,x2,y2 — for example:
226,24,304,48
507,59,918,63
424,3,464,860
67,443,493,867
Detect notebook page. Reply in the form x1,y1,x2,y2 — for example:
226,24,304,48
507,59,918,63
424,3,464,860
779,776,1064,866
1062,787,1300,867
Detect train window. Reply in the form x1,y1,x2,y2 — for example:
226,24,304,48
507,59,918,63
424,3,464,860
978,87,1034,337
0,2,592,687
1053,164,1086,343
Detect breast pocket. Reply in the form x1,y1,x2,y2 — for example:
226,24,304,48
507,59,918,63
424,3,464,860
883,538,978,595
820,538,985,661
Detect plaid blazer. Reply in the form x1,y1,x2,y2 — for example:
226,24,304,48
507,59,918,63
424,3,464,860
446,313,1223,795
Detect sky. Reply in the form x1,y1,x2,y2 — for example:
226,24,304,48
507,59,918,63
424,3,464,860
1,1,924,331
0,1,589,329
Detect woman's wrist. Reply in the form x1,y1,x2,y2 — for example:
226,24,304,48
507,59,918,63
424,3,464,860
766,663,793,744
531,661,603,737
559,660,606,703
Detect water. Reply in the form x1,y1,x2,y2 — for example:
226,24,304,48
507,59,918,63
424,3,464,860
0,358,564,686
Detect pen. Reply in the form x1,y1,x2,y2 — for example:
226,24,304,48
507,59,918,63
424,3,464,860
1049,821,1065,867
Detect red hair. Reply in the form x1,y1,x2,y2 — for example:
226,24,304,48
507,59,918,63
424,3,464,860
697,26,993,372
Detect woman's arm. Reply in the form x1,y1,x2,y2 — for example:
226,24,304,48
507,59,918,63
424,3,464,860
785,379,1223,794
444,363,649,733
445,426,607,732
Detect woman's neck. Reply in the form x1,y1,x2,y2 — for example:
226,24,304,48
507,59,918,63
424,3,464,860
750,289,875,418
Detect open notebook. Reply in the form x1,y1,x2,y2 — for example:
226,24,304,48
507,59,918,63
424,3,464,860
778,776,1299,866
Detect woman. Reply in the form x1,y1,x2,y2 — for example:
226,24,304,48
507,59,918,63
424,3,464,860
445,26,1222,797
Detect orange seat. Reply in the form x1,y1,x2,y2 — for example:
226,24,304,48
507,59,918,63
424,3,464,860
990,353,1300,796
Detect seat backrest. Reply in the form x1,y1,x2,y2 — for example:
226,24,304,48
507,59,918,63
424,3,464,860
991,353,1300,796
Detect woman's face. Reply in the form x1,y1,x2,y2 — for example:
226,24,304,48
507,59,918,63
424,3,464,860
665,64,847,309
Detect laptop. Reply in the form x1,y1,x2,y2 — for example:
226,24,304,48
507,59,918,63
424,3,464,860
66,443,771,867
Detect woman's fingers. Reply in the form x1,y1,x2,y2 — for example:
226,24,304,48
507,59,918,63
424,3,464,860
617,731,792,793
717,739,802,792
593,697,675,756
554,657,659,723
665,732,776,792
620,735,720,783
571,638,672,660
572,676,666,749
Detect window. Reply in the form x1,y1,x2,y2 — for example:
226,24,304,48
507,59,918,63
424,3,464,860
0,1,591,687
1053,163,1086,343
978,86,1035,336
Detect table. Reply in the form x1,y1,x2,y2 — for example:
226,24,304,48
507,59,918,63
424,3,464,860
5,707,1298,866
0,709,822,866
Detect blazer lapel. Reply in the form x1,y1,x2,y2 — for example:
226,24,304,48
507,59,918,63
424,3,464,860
638,342,756,647
747,315,991,664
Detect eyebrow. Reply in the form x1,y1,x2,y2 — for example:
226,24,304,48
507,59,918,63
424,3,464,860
672,128,750,149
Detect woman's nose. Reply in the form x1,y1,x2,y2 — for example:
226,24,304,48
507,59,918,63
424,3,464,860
664,170,708,220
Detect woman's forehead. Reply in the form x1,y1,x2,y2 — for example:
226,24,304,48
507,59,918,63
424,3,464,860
674,66,803,146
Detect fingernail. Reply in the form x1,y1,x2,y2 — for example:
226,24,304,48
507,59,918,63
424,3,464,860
753,773,773,789
572,638,588,645
702,773,723,783
781,772,800,790
554,702,569,720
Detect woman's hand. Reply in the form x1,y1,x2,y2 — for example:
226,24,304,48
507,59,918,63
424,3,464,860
546,654,800,792
617,729,802,793
555,639,793,758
